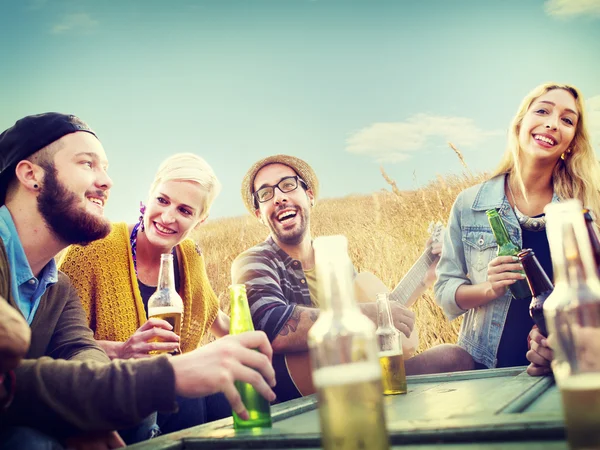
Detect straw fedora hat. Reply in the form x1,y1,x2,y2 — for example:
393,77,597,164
241,154,319,215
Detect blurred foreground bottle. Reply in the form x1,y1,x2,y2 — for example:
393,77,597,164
583,208,600,275
229,284,272,429
546,200,600,450
147,253,184,355
376,293,407,395
486,209,531,299
308,236,389,450
543,201,579,384
518,249,553,337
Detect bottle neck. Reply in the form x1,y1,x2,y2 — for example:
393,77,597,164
584,218,600,270
488,213,512,247
521,252,553,297
320,257,357,314
157,255,176,290
564,214,600,296
229,284,254,334
314,237,358,314
376,294,394,330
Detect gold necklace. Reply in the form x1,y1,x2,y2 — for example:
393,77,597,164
506,180,547,232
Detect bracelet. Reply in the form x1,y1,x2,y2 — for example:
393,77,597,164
0,370,16,411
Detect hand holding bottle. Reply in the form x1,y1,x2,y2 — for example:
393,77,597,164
169,331,276,421
118,318,181,359
526,326,553,376
485,256,526,301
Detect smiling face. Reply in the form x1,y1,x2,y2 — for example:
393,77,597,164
253,163,314,246
143,179,206,251
517,88,579,164
37,131,113,245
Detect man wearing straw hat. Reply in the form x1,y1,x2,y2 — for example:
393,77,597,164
233,154,475,401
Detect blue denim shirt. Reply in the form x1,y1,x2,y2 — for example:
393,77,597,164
0,205,58,324
434,174,559,368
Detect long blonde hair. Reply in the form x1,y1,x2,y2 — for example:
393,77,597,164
493,82,600,220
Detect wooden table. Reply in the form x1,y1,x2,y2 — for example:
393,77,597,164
129,366,568,449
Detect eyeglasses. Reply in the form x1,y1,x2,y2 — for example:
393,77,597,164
253,176,307,207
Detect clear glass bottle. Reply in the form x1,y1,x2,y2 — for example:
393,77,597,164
228,284,272,429
583,208,600,275
544,200,581,384
308,236,389,450
546,201,600,449
147,253,184,355
376,292,407,395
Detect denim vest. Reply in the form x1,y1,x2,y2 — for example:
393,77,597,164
434,174,559,368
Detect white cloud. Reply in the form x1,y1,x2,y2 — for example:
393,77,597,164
345,114,503,163
51,13,98,34
544,0,600,18
587,95,600,151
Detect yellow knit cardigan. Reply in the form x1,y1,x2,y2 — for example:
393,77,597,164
58,222,219,353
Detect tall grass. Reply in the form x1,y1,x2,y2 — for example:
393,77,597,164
194,161,487,352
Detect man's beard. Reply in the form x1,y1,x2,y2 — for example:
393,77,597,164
37,164,111,246
268,205,309,246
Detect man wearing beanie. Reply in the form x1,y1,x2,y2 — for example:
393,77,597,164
232,155,476,401
0,113,276,449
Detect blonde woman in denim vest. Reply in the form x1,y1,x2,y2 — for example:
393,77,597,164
435,83,600,374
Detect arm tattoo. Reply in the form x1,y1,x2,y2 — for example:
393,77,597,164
278,307,302,337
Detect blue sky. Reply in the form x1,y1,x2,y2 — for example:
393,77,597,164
1,0,599,222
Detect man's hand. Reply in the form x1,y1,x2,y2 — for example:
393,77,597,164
0,296,31,373
526,327,553,376
66,430,125,449
170,331,276,420
389,302,415,339
117,318,181,359
423,238,442,288
360,302,415,339
210,310,231,338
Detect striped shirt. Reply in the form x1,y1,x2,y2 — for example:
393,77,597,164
231,236,312,341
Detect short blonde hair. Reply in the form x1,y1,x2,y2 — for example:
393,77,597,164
493,82,600,220
148,153,221,221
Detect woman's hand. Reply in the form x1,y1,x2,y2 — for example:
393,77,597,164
484,256,526,301
209,310,231,338
117,318,181,359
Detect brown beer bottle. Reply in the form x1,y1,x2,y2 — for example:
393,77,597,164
583,209,600,274
518,249,553,337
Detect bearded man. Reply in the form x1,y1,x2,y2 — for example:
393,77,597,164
0,114,275,449
232,155,475,401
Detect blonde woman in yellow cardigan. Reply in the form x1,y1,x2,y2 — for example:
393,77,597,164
59,153,231,439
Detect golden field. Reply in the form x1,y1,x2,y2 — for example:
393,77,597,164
194,170,487,353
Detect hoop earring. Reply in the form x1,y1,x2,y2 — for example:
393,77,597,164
561,148,572,160
139,202,146,232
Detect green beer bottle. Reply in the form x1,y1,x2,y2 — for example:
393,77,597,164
486,209,531,300
229,284,272,429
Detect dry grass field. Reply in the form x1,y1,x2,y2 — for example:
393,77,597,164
193,168,488,353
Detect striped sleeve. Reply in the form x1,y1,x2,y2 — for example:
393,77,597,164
231,246,295,342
